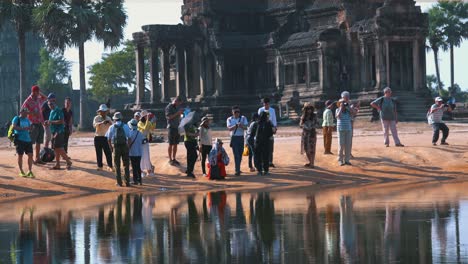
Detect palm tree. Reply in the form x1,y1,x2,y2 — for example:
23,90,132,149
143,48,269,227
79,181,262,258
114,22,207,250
437,0,468,95
35,0,126,130
427,6,447,95
0,0,36,106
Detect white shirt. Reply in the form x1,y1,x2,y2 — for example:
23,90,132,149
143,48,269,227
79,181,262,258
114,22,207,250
258,106,277,127
226,116,248,137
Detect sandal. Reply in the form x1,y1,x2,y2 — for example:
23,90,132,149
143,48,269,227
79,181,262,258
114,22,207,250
66,159,73,170
50,165,61,170
304,163,311,167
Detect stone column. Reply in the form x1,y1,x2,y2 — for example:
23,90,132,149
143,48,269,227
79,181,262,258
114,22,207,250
412,39,421,92
214,55,224,96
185,46,192,99
385,40,390,88
176,44,186,99
319,43,328,93
135,45,145,104
360,39,368,90
375,39,387,90
160,46,170,103
275,56,283,91
149,46,160,104
199,44,206,97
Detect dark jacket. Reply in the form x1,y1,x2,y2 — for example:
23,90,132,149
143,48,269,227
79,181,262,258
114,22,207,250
252,121,273,147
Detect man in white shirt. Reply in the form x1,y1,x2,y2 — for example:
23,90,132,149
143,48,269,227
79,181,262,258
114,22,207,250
227,106,248,176
258,97,277,167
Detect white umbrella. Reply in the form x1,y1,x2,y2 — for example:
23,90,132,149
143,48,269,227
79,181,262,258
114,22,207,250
178,111,196,135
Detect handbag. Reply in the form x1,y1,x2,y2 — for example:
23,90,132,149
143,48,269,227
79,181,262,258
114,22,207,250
242,145,249,156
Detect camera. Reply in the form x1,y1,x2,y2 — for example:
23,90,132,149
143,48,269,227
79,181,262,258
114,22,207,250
444,103,449,107
342,102,349,107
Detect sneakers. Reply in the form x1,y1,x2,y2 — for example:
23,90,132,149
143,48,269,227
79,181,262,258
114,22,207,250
19,172,27,177
395,143,405,147
440,142,449,145
26,171,35,178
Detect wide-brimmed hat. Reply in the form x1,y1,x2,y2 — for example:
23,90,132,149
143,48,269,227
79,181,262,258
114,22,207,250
128,119,138,128
302,102,314,111
112,112,123,120
140,110,149,117
435,97,443,102
325,100,333,107
97,104,108,113
201,116,210,124
134,112,141,118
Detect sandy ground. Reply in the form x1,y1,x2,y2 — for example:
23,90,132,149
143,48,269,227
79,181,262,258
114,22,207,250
0,121,467,202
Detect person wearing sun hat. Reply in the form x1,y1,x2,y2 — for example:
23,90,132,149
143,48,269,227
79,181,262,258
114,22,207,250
128,118,144,185
138,110,156,177
428,96,452,146
93,104,113,171
21,85,47,164
106,112,131,187
12,107,34,177
198,116,212,176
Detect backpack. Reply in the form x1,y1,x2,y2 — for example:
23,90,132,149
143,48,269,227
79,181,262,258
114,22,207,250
7,116,20,144
40,147,55,163
113,124,127,146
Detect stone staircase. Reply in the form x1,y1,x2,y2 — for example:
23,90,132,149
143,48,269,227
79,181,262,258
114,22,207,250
393,90,433,121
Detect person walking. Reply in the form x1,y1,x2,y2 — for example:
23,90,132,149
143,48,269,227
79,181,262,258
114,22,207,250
258,97,277,167
322,100,334,154
198,116,212,177
46,100,72,170
227,106,248,176
253,112,274,175
127,119,144,185
336,99,353,166
106,112,131,187
21,85,47,164
12,108,34,178
62,97,73,154
184,121,199,178
370,87,404,147
428,97,452,146
93,104,114,171
245,113,259,172
138,110,155,177
300,103,318,168
42,93,56,149
165,96,184,165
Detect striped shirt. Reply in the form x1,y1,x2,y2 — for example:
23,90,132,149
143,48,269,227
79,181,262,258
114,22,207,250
336,108,352,131
429,104,446,124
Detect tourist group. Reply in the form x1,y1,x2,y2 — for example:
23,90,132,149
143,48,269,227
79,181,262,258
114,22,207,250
10,85,452,186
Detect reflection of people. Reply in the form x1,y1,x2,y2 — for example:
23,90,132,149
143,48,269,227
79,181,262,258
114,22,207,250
254,193,275,249
207,138,230,180
300,103,318,168
339,196,357,261
370,87,404,147
428,97,452,146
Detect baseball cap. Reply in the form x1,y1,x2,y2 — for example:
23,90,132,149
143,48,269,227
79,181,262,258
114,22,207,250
31,85,40,93
47,93,56,99
435,97,443,102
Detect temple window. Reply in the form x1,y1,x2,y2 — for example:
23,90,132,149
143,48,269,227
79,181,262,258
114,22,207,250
297,62,306,84
309,61,319,83
285,64,294,85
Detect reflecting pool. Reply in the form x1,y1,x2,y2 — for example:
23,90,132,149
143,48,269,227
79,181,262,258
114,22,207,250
0,182,467,263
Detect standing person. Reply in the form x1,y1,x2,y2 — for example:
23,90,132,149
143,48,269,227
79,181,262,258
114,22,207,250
340,91,359,157
198,116,212,177
127,119,144,185
62,97,73,154
165,96,184,165
184,121,199,178
21,85,47,164
428,97,452,146
133,112,141,122
300,103,318,168
245,113,259,172
227,106,248,176
336,99,353,166
322,100,334,155
370,87,404,147
46,100,72,170
93,104,114,171
258,97,277,167
253,112,274,175
13,108,34,177
42,93,56,149
207,138,230,180
106,112,131,187
138,110,155,177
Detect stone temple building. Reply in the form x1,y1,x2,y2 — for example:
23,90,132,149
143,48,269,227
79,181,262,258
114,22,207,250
131,0,430,122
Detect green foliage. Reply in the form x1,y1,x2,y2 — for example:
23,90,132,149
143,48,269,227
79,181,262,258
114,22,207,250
426,74,445,97
437,0,468,49
88,41,136,101
37,48,71,88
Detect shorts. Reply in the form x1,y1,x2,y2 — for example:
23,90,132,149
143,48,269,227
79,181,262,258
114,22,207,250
51,132,65,149
29,124,44,144
167,127,180,145
16,140,33,155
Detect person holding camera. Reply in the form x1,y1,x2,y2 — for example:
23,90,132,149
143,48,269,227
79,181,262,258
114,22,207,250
227,106,248,176
93,104,114,171
428,97,452,146
370,87,404,147
336,99,353,166
138,110,155,177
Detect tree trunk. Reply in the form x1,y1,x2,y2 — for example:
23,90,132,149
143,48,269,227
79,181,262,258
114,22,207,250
450,43,454,96
433,49,443,96
18,30,26,109
79,42,87,130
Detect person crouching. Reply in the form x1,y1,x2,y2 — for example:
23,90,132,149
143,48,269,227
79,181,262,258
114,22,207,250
106,112,131,187
207,138,230,180
128,119,144,185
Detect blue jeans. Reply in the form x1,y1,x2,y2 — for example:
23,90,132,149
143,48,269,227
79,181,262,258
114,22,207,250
231,136,244,174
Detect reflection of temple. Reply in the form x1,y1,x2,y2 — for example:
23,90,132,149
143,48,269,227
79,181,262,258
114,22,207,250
131,0,430,122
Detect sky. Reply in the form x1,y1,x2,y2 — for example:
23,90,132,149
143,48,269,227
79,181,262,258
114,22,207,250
64,0,468,91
